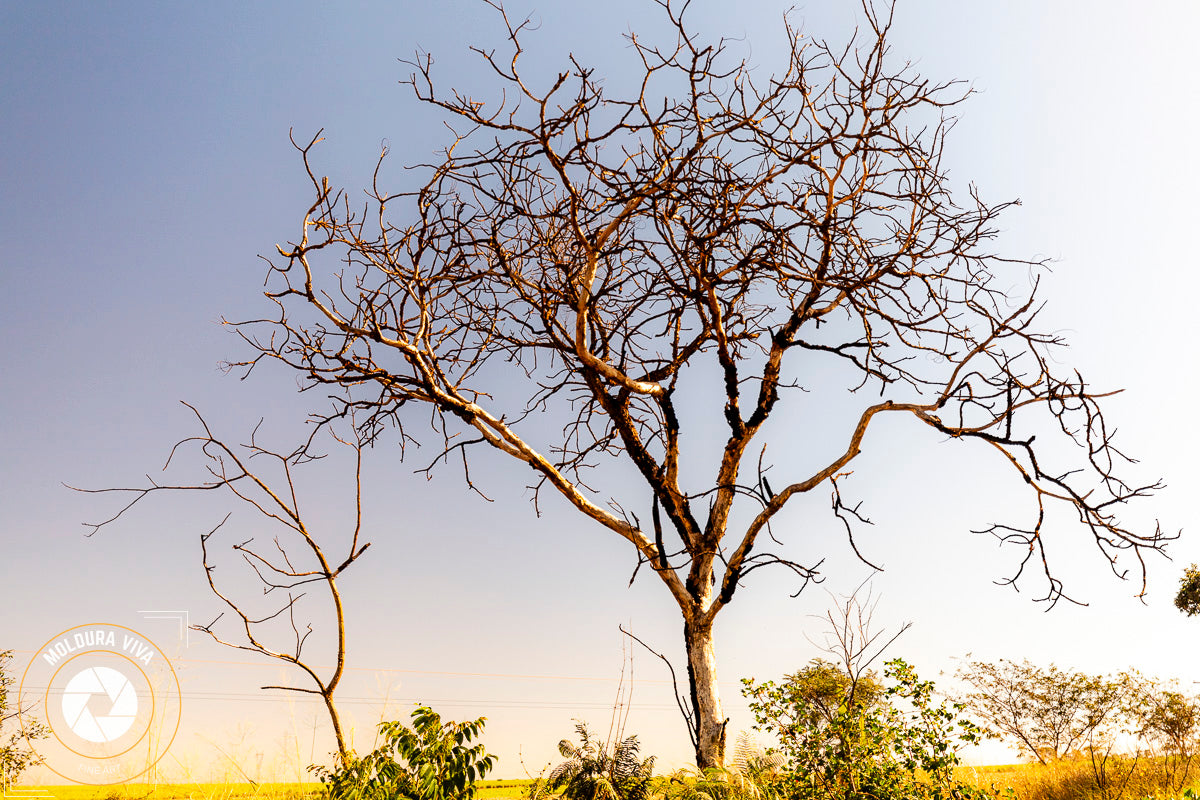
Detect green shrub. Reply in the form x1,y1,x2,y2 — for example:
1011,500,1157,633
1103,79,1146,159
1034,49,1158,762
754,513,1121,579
313,706,495,800
1,649,47,790
744,657,1002,800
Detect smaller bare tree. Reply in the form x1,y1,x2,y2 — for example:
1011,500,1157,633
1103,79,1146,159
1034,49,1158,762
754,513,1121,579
808,585,913,698
74,403,371,766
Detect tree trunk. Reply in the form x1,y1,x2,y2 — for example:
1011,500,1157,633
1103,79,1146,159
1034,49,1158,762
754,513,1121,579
685,615,727,769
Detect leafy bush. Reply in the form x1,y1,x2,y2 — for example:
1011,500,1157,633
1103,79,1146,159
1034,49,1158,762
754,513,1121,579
527,722,655,800
1176,564,1200,616
744,657,999,800
313,706,495,800
1,650,47,789
658,732,783,800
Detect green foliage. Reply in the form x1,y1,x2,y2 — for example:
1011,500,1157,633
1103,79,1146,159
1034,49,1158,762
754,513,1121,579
954,664,1200,799
313,706,495,800
1128,678,1200,792
777,659,885,731
527,722,655,800
660,764,780,800
1,649,47,789
744,657,996,800
1176,564,1200,616
656,732,783,800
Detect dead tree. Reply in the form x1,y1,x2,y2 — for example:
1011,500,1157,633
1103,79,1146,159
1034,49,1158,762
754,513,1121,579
75,404,370,766
228,0,1170,767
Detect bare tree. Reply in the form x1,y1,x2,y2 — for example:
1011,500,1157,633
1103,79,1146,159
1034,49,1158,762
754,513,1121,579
228,0,1169,767
75,404,370,766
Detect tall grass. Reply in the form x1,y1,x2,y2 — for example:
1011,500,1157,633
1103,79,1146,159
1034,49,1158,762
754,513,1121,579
19,778,533,800
957,756,1200,800
23,759,1200,800
18,783,323,800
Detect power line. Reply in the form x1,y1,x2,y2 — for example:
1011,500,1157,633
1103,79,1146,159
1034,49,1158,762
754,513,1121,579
17,680,753,711
9,650,747,688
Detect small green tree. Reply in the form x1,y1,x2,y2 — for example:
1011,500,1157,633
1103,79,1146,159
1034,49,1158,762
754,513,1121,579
313,706,495,800
1,650,47,790
769,659,884,733
1130,678,1200,791
1176,564,1200,616
956,660,1132,765
744,658,993,800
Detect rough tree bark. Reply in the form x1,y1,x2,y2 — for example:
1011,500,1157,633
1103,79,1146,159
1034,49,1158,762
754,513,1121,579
226,0,1170,767
684,614,724,766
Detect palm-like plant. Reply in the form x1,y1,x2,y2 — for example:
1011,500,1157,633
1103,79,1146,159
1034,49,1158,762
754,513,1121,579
530,722,655,800
662,734,783,800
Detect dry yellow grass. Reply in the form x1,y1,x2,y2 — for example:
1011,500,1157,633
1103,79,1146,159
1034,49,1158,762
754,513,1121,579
14,780,532,800
11,784,321,800
956,756,1200,800
19,763,1200,800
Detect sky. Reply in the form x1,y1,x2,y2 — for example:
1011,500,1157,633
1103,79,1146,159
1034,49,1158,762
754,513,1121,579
3,0,1200,783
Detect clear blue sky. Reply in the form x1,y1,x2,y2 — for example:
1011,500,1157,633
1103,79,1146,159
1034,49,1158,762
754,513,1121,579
3,0,1199,780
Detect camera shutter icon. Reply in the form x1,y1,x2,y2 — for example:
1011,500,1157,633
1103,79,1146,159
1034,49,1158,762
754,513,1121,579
61,666,139,743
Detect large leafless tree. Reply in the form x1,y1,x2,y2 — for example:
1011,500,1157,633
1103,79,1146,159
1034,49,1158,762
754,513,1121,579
231,0,1169,767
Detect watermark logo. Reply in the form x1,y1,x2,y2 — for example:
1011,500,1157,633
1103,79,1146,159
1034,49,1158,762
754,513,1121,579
20,624,181,785
61,666,137,743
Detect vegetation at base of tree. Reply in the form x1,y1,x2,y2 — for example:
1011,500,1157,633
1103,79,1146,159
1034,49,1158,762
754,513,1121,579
658,735,783,800
312,706,495,800
658,765,778,800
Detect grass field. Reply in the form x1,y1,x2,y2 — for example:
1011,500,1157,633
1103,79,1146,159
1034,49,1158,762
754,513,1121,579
12,781,533,800
18,764,1200,800
7,784,321,800
954,758,1200,800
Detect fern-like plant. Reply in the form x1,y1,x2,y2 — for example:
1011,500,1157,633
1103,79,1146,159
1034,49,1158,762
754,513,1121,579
659,734,783,800
528,722,655,800
661,764,780,800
